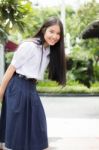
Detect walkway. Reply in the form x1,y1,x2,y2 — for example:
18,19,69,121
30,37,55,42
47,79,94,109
48,118,99,150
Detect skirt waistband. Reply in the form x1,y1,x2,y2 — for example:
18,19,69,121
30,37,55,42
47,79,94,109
15,73,37,83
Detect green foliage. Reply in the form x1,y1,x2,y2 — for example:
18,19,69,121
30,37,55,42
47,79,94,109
0,0,33,43
93,62,99,81
5,52,13,64
66,0,99,45
0,0,33,31
0,28,8,43
67,44,96,87
70,44,91,60
37,81,99,94
37,80,58,87
65,0,99,87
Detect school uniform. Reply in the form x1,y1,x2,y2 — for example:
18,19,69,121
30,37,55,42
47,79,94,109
0,40,50,150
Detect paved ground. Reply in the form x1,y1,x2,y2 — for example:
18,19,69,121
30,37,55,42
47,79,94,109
47,118,99,150
49,137,99,150
40,96,99,150
41,96,99,118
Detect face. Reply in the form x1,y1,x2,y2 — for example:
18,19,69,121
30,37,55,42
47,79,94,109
44,24,61,47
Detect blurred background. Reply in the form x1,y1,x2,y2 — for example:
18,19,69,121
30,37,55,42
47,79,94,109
0,0,99,94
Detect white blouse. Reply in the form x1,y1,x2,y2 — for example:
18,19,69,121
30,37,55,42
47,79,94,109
11,41,50,80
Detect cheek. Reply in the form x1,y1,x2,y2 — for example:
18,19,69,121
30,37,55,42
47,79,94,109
57,35,60,40
44,32,47,40
55,35,60,43
44,32,50,41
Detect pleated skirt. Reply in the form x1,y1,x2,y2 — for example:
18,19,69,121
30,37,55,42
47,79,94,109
0,74,48,150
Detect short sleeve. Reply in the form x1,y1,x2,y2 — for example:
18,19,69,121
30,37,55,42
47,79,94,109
11,41,36,69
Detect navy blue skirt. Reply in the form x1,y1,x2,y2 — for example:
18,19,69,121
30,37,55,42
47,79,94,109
0,74,48,150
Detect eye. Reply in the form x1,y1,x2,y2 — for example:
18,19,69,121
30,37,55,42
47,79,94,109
49,30,54,33
57,32,60,35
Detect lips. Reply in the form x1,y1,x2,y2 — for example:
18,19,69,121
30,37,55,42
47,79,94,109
49,39,58,44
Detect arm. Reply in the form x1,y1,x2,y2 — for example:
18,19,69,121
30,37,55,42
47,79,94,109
0,65,16,101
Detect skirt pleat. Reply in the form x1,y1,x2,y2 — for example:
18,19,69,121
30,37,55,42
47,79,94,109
0,74,48,150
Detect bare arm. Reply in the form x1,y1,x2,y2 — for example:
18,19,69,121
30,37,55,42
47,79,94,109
0,65,16,101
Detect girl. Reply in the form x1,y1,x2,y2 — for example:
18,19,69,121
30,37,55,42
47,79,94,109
0,17,66,150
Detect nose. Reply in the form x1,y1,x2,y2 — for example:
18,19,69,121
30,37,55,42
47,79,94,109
52,34,58,39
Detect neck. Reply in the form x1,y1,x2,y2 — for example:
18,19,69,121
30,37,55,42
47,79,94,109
43,42,49,49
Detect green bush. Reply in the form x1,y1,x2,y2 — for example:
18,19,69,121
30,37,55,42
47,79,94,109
37,80,99,94
5,52,14,69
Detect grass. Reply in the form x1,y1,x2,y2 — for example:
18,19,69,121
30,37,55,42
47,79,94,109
37,80,99,95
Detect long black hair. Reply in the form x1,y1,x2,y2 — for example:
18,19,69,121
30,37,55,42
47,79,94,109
34,17,66,85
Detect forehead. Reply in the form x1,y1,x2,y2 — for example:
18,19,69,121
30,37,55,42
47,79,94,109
47,24,60,32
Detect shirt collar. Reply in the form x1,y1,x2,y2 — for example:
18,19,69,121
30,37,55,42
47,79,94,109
43,46,50,56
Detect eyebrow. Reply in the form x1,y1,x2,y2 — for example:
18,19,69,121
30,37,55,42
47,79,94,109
49,29,60,33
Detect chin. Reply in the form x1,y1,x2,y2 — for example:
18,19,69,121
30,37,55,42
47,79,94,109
49,42,56,46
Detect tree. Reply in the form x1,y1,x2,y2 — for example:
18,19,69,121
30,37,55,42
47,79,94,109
66,0,99,83
0,0,33,42
66,0,99,45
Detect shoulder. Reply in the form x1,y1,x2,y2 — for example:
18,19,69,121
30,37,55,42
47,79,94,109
19,40,36,48
16,38,42,54
21,38,41,46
